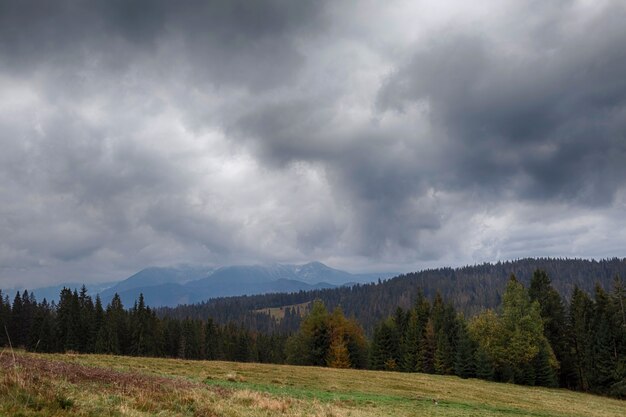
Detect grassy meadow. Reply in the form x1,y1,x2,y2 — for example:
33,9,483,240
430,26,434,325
253,301,311,320
1,350,624,417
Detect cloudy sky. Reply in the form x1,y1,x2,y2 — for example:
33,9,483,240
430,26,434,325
1,0,626,288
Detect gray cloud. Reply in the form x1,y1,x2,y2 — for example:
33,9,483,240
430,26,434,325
1,0,626,288
377,2,626,205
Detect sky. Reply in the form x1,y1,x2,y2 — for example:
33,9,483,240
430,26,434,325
1,0,626,289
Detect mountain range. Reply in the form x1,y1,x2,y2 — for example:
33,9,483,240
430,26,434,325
22,262,395,307
157,257,626,335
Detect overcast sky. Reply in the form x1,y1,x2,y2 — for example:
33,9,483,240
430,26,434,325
2,0,626,288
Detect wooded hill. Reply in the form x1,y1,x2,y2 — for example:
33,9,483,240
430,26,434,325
157,257,626,334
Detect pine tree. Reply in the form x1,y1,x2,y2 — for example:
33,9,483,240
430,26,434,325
610,276,626,398
77,285,94,351
534,341,558,387
286,300,330,366
529,269,570,387
9,291,23,347
130,294,148,356
204,318,220,360
369,318,400,370
455,321,476,378
91,295,105,352
475,346,495,381
20,290,35,349
419,319,436,373
434,331,452,375
569,286,594,391
590,285,618,391
500,275,551,383
234,327,250,362
401,309,421,372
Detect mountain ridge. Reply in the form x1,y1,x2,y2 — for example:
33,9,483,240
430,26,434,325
19,262,395,307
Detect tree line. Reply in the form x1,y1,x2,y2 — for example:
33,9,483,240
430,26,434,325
1,269,624,398
0,286,286,363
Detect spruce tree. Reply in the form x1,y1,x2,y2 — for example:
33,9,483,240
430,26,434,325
419,319,436,373
9,291,23,347
204,318,220,360
534,342,558,387
569,286,593,391
501,275,551,383
286,300,334,367
20,290,35,349
590,285,617,391
475,346,495,381
529,269,570,387
401,309,421,372
369,318,400,370
91,295,105,352
455,321,476,378
610,276,626,397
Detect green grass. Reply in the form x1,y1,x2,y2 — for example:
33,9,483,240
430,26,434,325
1,350,624,416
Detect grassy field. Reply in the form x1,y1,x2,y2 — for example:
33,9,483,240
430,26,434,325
253,301,311,320
1,350,624,417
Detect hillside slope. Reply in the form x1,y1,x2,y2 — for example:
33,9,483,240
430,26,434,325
1,351,624,417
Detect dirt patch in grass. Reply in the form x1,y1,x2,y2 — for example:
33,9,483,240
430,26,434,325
0,353,230,397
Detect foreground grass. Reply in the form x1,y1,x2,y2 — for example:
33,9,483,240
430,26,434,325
1,351,624,417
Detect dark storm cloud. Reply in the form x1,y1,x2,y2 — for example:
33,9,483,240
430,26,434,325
0,0,323,90
377,3,626,205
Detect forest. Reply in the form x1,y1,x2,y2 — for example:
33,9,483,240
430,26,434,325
1,266,625,398
157,257,626,334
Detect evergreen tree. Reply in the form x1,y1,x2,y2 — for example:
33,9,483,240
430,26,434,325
401,309,421,372
204,318,220,360
130,294,149,356
369,318,400,370
29,298,51,351
286,300,330,366
91,295,105,352
455,320,476,378
475,346,495,381
569,286,594,391
534,341,558,387
609,276,626,397
529,269,571,387
77,285,94,351
419,319,436,373
20,290,36,349
590,285,618,391
9,291,23,347
434,331,453,375
95,293,125,354
500,275,552,384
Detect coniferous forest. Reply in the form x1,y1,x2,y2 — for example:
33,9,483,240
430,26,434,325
1,267,625,399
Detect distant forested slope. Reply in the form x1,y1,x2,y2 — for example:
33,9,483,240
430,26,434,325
158,257,626,334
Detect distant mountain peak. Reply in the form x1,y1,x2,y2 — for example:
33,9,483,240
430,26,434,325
27,261,395,307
